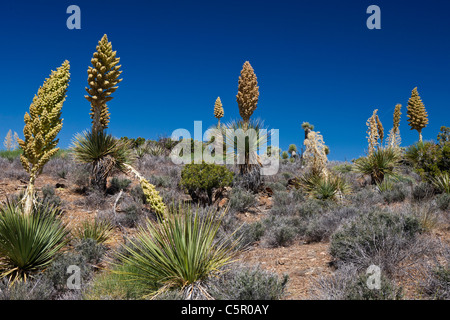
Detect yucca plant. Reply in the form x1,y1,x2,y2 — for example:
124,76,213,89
0,201,69,283
296,171,351,201
223,118,269,175
354,147,401,185
71,130,134,191
74,218,114,244
113,205,241,299
431,172,450,194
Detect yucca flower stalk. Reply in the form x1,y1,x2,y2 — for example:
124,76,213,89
213,97,224,128
236,61,259,131
407,87,428,143
366,109,380,156
303,131,328,177
18,61,70,216
113,205,241,299
85,34,122,134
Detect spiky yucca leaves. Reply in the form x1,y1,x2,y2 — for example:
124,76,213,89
236,61,259,131
354,147,401,185
18,61,70,216
113,206,241,299
223,118,268,177
0,201,69,283
123,163,166,217
71,130,134,191
74,218,114,244
303,131,328,177
407,87,428,142
366,109,380,156
213,97,224,127
85,34,123,134
431,172,450,194
296,171,351,201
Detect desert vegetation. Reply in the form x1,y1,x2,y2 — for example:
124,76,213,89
0,34,448,301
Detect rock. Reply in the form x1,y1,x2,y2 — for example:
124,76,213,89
218,198,228,208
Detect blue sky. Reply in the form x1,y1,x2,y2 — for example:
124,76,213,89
0,0,449,161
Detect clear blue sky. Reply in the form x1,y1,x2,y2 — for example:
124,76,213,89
0,0,449,161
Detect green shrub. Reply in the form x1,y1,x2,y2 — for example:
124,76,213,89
210,264,288,300
405,141,450,179
180,162,233,205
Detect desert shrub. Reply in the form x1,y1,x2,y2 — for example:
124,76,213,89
180,162,233,205
107,176,132,194
330,210,423,275
263,216,300,247
0,276,54,300
74,238,107,265
381,183,409,204
349,187,384,207
0,202,69,283
229,187,256,212
314,264,403,300
412,182,435,202
302,206,361,243
332,163,353,174
148,175,171,188
38,185,63,212
113,206,240,299
43,157,72,179
69,163,91,192
232,166,264,193
265,181,286,192
270,190,306,216
420,246,450,300
75,189,110,211
436,193,450,211
73,218,114,244
236,221,266,248
209,264,288,300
